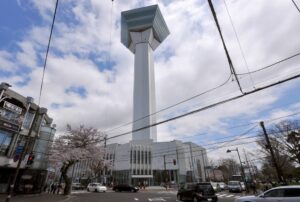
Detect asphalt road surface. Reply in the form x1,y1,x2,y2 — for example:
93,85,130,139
1,190,247,202
65,190,245,202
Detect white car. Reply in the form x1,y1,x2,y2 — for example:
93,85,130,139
235,185,300,202
219,182,227,190
87,183,107,192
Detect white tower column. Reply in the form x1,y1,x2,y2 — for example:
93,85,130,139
121,4,170,142
130,29,157,141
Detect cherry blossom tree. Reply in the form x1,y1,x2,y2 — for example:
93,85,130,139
50,124,105,195
87,147,112,182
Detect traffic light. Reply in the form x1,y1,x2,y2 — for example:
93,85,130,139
27,154,35,165
173,159,176,165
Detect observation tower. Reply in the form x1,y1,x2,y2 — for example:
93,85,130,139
121,5,170,142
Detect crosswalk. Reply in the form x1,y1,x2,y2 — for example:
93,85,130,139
216,193,241,199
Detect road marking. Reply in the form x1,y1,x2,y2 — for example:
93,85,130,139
235,196,241,198
148,198,166,201
226,194,234,197
134,198,139,201
218,194,227,197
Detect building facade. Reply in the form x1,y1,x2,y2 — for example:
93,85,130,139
69,140,208,186
0,83,56,194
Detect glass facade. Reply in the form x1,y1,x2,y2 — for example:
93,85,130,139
0,130,13,155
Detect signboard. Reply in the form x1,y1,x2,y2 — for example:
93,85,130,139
0,119,19,132
3,101,23,114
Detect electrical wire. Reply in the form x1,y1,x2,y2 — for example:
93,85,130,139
237,51,300,75
223,0,255,89
105,74,233,133
207,0,244,94
38,0,59,105
106,71,300,141
291,0,300,13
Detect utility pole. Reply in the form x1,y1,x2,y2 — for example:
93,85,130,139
260,121,284,183
201,150,207,182
243,149,254,182
163,155,167,190
104,135,107,148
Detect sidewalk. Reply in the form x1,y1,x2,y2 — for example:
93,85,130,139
0,193,71,202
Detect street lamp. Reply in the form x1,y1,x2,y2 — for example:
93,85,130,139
226,148,248,192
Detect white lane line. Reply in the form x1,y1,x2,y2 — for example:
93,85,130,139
218,194,227,197
134,198,139,201
226,194,234,197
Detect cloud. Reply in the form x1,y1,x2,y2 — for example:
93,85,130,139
1,0,300,163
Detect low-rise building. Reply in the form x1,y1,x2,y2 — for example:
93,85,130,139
70,139,208,186
0,83,56,194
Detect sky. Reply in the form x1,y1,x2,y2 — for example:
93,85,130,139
1,0,300,164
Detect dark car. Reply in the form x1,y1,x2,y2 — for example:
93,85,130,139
177,182,218,202
112,184,139,192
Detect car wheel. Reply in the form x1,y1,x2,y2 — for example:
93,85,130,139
87,188,90,192
177,194,182,201
193,197,198,202
115,189,118,192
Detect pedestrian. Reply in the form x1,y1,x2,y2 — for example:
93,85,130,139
57,183,62,194
52,184,57,194
251,182,257,194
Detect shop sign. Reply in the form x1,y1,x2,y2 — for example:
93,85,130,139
21,175,33,180
0,119,20,132
3,101,23,114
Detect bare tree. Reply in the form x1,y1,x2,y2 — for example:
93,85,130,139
50,124,105,195
268,120,300,165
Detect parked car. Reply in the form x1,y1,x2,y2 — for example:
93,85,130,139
112,184,139,192
235,185,300,202
228,181,242,193
72,183,85,190
87,183,107,192
211,182,221,192
219,182,227,190
177,182,218,202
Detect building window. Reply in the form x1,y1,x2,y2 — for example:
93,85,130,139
134,150,136,163
22,112,35,129
130,150,132,164
141,150,144,164
141,170,144,175
145,151,147,164
0,130,13,155
149,151,151,164
137,170,139,175
138,150,140,164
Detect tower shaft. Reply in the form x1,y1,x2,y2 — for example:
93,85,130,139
132,29,157,142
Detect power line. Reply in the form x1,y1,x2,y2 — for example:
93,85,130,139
38,0,59,105
105,74,233,133
223,0,255,89
237,51,300,75
207,0,244,94
106,71,300,141
291,0,300,13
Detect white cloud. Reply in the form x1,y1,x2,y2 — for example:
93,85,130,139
1,0,300,162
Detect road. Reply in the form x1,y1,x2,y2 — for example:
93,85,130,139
66,190,243,202
2,190,246,202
